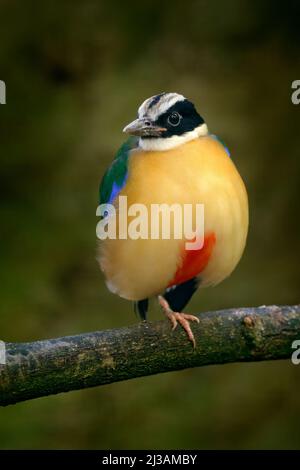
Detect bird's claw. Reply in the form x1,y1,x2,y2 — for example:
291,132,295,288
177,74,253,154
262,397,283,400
158,296,199,348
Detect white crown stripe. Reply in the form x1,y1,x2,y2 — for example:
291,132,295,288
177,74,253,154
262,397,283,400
138,93,185,120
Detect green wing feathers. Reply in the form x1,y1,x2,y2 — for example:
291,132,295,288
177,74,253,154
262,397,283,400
99,136,138,205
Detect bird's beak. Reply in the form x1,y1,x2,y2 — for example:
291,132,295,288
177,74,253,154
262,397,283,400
123,118,166,137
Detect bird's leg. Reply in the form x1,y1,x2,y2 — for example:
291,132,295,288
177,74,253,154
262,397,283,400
158,295,200,348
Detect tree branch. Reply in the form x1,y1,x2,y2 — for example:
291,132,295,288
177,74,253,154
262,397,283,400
0,305,299,406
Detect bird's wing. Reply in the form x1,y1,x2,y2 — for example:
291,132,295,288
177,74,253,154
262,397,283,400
99,136,143,319
99,136,139,205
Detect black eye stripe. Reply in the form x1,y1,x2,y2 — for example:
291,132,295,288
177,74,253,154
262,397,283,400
142,99,205,139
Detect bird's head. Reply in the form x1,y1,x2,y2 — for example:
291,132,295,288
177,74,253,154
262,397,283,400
123,92,208,151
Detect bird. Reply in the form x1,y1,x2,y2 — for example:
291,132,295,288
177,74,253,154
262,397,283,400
97,92,248,347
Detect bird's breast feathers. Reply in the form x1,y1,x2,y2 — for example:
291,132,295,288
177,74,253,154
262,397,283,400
99,135,248,300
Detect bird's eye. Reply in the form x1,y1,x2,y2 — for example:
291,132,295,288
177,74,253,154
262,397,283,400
167,112,182,126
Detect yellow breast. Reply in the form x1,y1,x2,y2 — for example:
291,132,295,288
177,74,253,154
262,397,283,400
99,136,248,300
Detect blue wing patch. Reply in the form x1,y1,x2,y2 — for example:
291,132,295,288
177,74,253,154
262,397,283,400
99,136,139,206
108,178,128,204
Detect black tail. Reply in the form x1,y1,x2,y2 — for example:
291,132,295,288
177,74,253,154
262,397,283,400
163,277,199,312
134,277,199,320
134,298,149,320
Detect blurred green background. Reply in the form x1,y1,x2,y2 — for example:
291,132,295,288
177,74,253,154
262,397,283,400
1,0,300,449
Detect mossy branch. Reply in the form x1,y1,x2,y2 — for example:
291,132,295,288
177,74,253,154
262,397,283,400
0,305,299,406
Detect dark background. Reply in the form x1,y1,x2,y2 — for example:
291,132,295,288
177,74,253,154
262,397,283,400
0,0,300,449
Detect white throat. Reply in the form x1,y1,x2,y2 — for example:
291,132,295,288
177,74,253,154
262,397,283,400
139,123,209,151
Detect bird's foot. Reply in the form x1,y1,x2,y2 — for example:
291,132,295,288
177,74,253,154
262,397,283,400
158,295,200,348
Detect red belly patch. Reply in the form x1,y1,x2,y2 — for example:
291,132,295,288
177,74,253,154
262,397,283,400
168,232,216,287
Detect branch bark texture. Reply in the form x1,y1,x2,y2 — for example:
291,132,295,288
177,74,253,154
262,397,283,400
0,305,299,406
